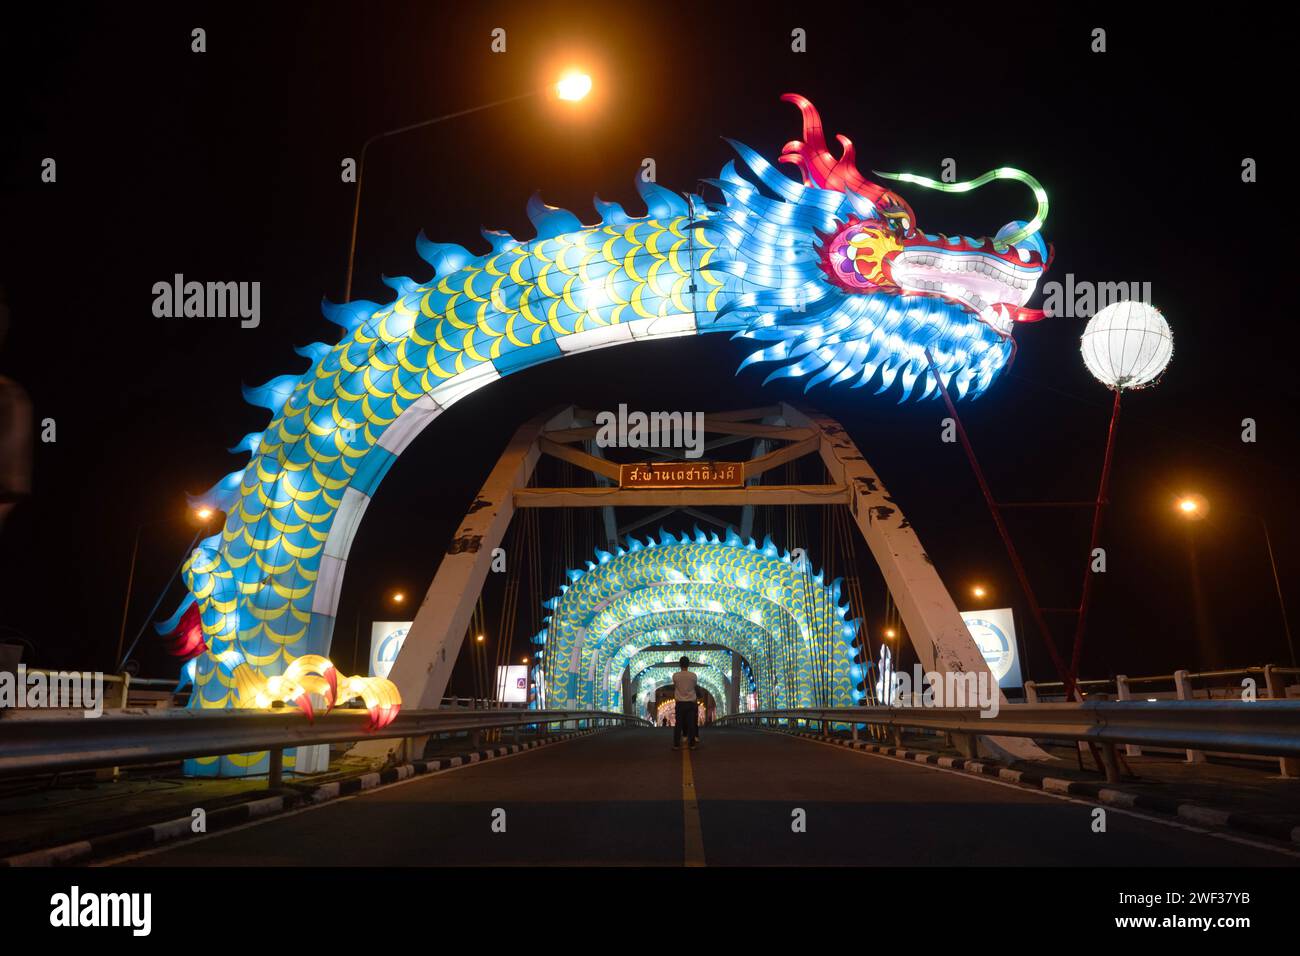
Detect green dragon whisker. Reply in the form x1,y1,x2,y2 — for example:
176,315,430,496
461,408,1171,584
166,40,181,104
873,166,1049,248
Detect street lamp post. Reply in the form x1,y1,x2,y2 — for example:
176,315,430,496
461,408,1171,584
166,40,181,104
352,589,408,677
115,517,166,669
342,73,592,302
1259,519,1296,668
1176,495,1295,667
343,92,534,302
115,508,216,672
473,633,487,706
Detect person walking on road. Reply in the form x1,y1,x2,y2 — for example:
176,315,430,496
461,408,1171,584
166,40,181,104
671,656,699,750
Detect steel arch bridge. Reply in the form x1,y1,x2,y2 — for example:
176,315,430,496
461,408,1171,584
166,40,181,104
350,403,1042,763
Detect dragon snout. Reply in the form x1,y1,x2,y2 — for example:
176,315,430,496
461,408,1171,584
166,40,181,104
995,220,1049,265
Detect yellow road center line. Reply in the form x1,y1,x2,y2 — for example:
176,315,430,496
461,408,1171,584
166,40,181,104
681,747,706,867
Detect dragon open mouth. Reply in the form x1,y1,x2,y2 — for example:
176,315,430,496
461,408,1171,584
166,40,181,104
890,244,1045,335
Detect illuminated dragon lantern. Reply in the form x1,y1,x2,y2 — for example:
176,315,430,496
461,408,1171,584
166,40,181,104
169,94,1051,775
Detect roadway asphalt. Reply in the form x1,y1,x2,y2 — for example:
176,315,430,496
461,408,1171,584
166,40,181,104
115,728,1297,866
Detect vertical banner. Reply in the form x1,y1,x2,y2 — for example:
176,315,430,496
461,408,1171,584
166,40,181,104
960,608,1022,688
875,643,895,705
369,621,412,680
495,665,529,703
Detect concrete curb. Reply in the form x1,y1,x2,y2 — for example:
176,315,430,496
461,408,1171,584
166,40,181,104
787,730,1300,846
1,728,600,867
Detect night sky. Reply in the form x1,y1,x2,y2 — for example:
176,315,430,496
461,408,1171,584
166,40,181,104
1,3,1292,692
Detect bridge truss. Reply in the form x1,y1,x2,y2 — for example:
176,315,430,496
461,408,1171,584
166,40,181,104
355,403,1042,760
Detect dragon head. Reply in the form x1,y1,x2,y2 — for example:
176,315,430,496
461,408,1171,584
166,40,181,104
709,94,1053,400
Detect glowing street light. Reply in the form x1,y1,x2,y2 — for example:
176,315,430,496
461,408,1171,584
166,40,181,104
390,590,406,604
883,627,897,640
971,584,988,600
1171,492,1293,666
344,68,595,301
1175,493,1208,521
555,71,593,102
117,504,222,671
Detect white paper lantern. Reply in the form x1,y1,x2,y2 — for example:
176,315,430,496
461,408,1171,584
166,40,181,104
1080,301,1172,389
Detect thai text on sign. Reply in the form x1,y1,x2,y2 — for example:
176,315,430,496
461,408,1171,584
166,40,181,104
619,462,744,489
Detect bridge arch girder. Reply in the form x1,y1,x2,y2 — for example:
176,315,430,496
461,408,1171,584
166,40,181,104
357,402,1045,764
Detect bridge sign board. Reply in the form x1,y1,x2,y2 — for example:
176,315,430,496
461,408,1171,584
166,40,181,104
619,462,744,489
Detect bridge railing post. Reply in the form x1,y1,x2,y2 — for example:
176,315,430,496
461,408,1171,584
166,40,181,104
1115,674,1141,757
951,732,978,760
268,747,283,789
1174,669,1205,764
1099,742,1122,784
1265,666,1299,777
1023,681,1038,704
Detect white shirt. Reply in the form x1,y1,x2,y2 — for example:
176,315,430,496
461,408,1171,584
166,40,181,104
672,669,698,702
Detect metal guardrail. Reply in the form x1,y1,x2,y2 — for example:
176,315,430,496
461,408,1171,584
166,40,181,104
0,707,648,780
716,701,1300,781
1024,664,1300,703
439,697,529,709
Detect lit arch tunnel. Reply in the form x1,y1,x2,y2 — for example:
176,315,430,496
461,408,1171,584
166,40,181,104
529,528,866,716
631,648,736,718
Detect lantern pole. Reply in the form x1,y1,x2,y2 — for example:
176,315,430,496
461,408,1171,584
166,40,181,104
1063,387,1122,700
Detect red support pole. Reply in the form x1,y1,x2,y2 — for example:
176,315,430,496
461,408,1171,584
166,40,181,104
925,352,1072,687
1064,388,1123,699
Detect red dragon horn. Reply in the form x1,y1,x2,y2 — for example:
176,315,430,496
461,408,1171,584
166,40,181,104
778,94,916,224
